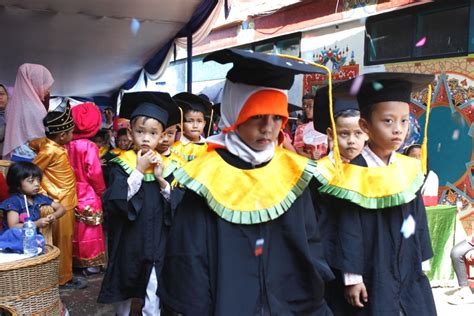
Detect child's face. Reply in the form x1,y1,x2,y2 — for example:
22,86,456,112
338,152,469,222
20,176,41,196
329,116,367,162
183,111,206,142
55,129,74,145
407,147,421,160
128,117,163,154
360,101,409,153
303,99,314,121
116,135,130,150
157,125,177,154
237,115,283,151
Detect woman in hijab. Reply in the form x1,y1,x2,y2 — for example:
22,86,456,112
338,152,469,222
0,84,9,158
3,63,54,161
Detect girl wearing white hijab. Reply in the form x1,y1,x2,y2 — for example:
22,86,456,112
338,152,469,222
159,49,333,316
3,63,53,160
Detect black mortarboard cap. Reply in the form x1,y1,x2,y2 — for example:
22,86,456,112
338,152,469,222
173,92,212,115
333,72,434,110
313,85,359,133
203,48,326,90
119,92,180,128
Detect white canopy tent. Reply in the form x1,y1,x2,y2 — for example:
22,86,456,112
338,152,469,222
0,0,222,98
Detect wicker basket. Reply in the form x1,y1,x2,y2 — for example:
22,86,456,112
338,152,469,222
0,245,60,315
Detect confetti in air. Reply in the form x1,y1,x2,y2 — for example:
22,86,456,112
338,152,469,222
452,129,460,140
400,214,416,239
350,75,364,96
372,81,383,91
437,143,442,152
415,37,427,47
131,18,141,36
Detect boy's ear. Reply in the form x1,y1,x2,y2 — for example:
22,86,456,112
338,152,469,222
326,127,333,141
359,118,370,135
127,127,133,142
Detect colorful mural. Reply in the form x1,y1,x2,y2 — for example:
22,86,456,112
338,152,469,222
303,44,360,95
386,57,474,207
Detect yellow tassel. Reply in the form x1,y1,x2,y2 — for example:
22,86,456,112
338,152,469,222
178,105,184,160
421,84,432,175
275,54,342,180
207,108,214,138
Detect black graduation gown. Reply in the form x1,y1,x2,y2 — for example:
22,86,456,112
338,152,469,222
317,154,436,316
97,164,169,304
159,149,334,316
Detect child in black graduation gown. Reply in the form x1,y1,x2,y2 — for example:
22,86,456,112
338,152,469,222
97,92,179,316
313,73,437,316
159,49,334,316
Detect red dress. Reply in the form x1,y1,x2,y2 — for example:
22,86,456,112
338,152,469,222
66,139,106,268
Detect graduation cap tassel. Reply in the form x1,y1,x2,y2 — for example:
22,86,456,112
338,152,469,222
275,54,343,180
421,84,432,175
178,105,184,160
207,108,214,138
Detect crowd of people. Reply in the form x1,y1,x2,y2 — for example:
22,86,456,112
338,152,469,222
0,48,472,316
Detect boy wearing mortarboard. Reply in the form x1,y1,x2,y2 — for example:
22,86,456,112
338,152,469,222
313,73,437,315
162,93,213,178
97,92,180,316
159,49,334,316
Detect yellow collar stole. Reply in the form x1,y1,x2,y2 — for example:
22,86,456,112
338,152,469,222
170,140,208,162
110,150,157,182
174,148,315,224
99,146,109,158
314,154,424,209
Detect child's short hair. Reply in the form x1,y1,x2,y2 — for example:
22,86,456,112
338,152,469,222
90,129,109,143
403,144,421,156
6,162,43,194
302,93,314,101
116,128,128,138
359,103,376,121
335,109,360,121
130,116,162,129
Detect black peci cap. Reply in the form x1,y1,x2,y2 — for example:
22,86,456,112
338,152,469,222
173,92,213,116
119,92,181,128
332,72,434,111
203,48,326,90
313,85,360,133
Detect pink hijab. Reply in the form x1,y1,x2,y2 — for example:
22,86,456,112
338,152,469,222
3,64,54,158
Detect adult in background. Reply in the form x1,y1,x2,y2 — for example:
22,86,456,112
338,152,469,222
2,64,53,161
0,84,9,158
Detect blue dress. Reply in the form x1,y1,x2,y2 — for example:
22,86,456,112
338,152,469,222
0,193,53,229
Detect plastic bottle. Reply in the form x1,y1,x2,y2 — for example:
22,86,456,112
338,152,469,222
22,218,38,255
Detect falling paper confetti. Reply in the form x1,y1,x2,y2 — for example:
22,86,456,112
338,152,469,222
350,75,364,96
437,143,442,152
415,37,427,47
130,18,141,36
452,129,460,140
400,214,416,239
372,81,383,91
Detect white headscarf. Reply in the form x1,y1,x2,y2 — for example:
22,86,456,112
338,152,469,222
3,64,54,158
207,80,287,166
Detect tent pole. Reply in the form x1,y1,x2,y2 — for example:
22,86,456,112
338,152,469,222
187,32,193,93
